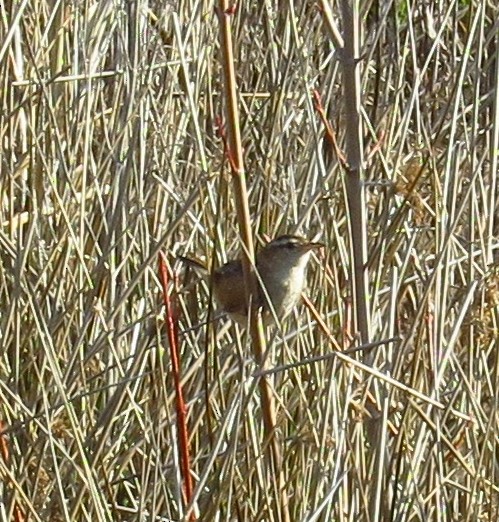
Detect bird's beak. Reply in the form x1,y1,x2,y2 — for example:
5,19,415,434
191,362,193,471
306,241,324,251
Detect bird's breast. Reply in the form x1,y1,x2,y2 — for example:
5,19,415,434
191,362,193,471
260,264,307,318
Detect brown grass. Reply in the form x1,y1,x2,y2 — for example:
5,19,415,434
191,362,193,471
1,1,498,521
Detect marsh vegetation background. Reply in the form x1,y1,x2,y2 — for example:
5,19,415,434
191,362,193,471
1,1,498,520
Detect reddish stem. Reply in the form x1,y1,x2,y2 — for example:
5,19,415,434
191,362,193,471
158,254,195,519
312,88,347,167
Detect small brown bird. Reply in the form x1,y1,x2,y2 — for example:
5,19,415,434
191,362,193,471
181,235,323,325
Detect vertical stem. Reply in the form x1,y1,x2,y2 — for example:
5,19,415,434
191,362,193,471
339,1,382,518
339,0,371,346
217,4,290,521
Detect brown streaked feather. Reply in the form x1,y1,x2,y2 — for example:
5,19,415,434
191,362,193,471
212,260,248,316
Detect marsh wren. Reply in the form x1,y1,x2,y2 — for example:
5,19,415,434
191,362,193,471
182,235,323,325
